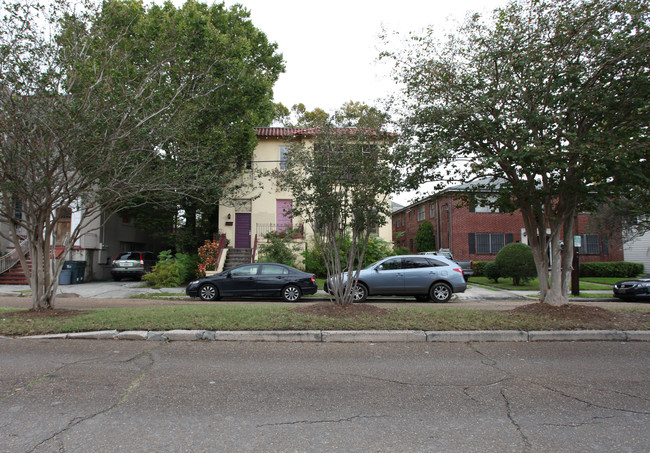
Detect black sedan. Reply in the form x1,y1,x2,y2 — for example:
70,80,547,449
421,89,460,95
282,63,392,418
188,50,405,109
613,278,650,301
186,263,318,302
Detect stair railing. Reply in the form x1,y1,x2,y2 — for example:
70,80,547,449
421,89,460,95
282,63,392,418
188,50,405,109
251,234,258,263
0,238,29,275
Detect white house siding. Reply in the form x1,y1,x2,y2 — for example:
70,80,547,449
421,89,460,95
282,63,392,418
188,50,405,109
624,231,650,274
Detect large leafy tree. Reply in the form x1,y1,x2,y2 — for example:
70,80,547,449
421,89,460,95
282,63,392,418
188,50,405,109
95,0,284,251
274,104,401,306
0,0,283,310
387,0,649,305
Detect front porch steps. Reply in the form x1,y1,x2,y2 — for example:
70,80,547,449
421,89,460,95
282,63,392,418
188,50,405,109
223,248,252,271
0,246,66,285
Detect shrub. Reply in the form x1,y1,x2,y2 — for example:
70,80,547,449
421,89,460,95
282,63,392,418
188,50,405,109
197,240,223,276
258,231,302,266
142,250,198,287
494,243,536,286
414,221,436,252
483,261,501,283
579,261,644,278
471,261,489,277
393,246,411,255
302,243,328,278
302,235,396,278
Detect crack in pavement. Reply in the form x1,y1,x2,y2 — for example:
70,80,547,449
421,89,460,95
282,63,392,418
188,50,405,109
468,344,534,452
538,383,650,416
335,372,510,390
257,414,388,428
501,387,532,451
541,414,616,427
2,354,106,402
26,343,165,453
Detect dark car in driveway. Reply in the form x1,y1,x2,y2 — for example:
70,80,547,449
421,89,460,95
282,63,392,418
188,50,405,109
613,277,650,301
186,263,318,302
324,255,467,303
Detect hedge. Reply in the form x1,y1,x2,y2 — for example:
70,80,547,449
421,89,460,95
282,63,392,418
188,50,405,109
473,260,644,279
472,261,489,277
579,261,644,278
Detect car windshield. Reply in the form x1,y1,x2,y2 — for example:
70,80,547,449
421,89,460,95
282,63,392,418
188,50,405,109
363,260,384,270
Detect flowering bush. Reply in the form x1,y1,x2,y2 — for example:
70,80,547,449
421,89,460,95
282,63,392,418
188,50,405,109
197,239,222,277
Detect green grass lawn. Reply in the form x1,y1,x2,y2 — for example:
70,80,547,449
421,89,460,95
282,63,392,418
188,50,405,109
1,304,648,336
470,276,610,291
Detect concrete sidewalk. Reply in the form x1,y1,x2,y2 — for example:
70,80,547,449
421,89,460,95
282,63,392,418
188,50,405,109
0,280,618,301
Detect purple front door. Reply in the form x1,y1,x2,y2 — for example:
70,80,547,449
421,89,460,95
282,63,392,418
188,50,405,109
276,199,292,232
235,213,251,248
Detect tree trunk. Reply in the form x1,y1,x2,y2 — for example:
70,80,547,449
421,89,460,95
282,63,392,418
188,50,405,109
543,233,567,305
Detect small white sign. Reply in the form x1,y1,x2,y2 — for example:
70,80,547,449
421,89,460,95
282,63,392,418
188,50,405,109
574,235,581,247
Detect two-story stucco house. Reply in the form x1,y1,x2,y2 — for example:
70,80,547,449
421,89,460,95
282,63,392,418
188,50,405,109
216,127,393,261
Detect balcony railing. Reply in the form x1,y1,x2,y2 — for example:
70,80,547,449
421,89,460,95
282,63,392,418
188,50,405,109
256,223,304,238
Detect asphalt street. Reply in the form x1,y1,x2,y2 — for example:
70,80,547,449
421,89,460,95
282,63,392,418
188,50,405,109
1,340,648,452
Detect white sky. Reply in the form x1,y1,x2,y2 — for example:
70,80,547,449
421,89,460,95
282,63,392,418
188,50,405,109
162,0,509,204
160,0,507,112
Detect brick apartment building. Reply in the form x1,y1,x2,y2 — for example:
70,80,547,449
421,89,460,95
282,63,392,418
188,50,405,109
392,183,623,263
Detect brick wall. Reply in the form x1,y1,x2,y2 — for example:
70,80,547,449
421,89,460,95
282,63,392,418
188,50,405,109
393,195,624,262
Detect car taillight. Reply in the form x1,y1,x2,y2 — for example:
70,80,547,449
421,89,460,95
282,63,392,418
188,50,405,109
310,275,316,283
453,268,464,274
139,253,144,265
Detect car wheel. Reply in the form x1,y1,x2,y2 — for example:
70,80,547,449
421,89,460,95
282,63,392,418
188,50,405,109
430,282,452,303
352,283,368,303
414,295,430,302
199,283,219,301
282,284,302,302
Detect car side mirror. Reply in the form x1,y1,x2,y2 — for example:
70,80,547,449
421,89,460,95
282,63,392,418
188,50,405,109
375,265,383,272
227,272,232,279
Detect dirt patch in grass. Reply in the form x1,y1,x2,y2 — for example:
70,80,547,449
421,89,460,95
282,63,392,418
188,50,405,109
293,302,390,317
510,302,649,330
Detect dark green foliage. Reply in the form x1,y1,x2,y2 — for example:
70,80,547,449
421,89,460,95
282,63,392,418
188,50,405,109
414,222,436,252
580,262,644,278
393,246,411,255
302,236,395,278
142,251,199,287
483,262,501,283
387,0,650,304
472,261,490,277
495,243,536,286
258,232,302,266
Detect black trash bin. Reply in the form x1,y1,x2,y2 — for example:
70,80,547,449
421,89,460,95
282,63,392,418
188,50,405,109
59,269,73,285
63,261,87,284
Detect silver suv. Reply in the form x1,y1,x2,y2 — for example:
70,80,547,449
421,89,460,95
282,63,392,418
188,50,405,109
111,251,157,281
325,255,467,303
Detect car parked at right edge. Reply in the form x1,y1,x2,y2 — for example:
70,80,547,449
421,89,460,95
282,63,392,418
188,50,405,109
613,277,650,301
324,255,467,303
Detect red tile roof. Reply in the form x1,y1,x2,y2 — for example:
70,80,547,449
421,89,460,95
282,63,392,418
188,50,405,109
254,127,395,137
254,127,303,137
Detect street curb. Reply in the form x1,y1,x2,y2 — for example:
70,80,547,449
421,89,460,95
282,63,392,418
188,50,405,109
10,329,650,342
